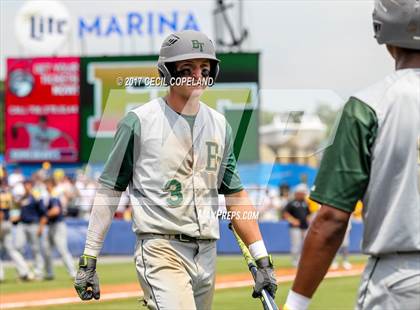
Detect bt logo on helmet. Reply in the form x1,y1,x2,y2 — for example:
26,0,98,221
192,40,205,52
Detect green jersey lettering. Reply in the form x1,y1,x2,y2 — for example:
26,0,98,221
206,141,221,172
164,179,183,206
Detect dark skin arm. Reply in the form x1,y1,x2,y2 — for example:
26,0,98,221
291,204,351,298
225,189,263,246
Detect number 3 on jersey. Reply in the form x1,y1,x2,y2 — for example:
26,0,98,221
164,179,183,206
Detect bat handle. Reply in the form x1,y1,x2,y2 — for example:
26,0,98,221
261,290,277,310
249,265,278,310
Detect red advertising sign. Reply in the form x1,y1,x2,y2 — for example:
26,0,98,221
5,57,80,162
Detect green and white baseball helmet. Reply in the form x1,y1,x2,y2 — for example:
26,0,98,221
373,0,420,50
157,30,220,84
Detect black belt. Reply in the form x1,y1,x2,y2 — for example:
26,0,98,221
173,234,200,242
138,233,214,243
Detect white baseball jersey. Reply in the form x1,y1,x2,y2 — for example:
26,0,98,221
311,69,420,255
99,98,243,239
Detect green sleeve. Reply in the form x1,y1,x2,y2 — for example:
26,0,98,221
218,122,244,195
310,97,378,213
99,112,141,191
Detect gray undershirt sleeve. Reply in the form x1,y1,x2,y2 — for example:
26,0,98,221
83,186,122,257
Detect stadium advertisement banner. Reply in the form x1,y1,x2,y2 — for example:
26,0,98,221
5,57,80,162
79,53,259,163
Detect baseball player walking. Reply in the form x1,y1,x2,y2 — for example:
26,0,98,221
74,30,277,309
15,180,47,279
0,179,32,281
284,1,420,309
43,178,76,280
282,184,311,267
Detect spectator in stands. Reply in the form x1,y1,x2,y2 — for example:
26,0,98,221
38,162,52,180
259,188,281,221
8,167,25,200
283,183,311,266
8,167,24,188
278,183,290,211
0,164,6,181
74,175,96,220
15,180,47,279
32,170,48,202
0,179,33,282
43,178,76,280
54,172,79,217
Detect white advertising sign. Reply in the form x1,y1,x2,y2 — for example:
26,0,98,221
15,0,71,54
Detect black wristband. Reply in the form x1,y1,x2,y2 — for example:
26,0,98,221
255,255,273,268
79,254,97,269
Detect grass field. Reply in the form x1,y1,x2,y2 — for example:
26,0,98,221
0,255,366,309
13,277,361,310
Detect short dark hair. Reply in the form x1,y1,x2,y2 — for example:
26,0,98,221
279,183,290,196
39,115,47,122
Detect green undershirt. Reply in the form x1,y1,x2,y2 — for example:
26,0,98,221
310,97,378,213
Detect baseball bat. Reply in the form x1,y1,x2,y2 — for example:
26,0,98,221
228,223,279,310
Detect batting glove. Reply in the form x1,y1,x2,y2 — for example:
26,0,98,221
74,254,100,300
252,255,277,299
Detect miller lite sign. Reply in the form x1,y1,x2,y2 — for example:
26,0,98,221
15,1,71,54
